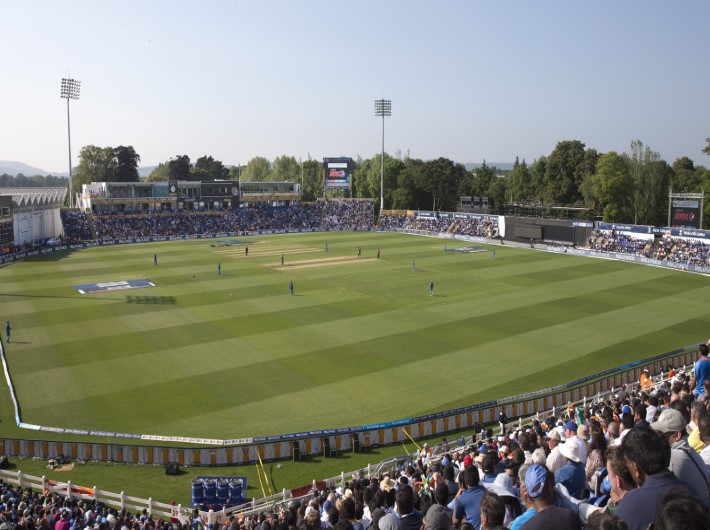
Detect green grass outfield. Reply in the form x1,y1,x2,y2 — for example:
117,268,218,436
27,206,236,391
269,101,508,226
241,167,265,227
2,232,709,441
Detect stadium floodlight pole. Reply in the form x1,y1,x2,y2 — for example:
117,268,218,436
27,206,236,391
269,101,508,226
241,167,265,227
60,77,81,209
374,99,391,211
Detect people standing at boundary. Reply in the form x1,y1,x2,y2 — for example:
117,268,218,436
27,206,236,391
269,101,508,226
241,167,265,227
218,262,221,275
289,280,294,296
492,250,496,261
281,254,284,267
358,247,361,258
430,280,434,297
498,408,508,435
325,242,328,253
691,343,710,398
245,246,248,256
412,258,415,272
377,248,380,259
5,320,10,343
154,253,158,266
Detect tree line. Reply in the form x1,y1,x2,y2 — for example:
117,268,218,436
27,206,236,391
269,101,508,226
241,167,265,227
4,137,710,225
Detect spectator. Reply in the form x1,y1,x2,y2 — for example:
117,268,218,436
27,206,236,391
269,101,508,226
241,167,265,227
554,441,587,500
652,487,710,530
586,422,608,492
616,426,697,530
452,465,486,529
545,429,566,474
563,421,588,465
692,344,710,399
520,465,579,530
650,408,710,503
482,474,524,527
394,487,421,530
479,491,505,530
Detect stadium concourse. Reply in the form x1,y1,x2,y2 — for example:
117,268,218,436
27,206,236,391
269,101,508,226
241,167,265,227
3,369,710,530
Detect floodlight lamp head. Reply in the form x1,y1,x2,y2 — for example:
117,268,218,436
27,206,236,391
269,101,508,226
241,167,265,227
374,98,392,117
60,78,81,100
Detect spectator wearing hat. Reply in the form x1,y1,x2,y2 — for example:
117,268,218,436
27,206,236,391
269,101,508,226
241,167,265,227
616,426,699,530
563,421,588,465
422,485,452,530
509,466,536,530
554,441,587,500
519,465,579,530
545,429,566,474
691,343,710,398
479,491,506,530
452,465,486,529
650,408,710,503
482,474,523,527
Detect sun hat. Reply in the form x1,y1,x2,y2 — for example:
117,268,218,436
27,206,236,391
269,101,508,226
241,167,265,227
558,441,582,463
483,473,518,498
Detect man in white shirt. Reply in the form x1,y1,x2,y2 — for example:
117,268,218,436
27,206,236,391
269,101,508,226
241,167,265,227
545,428,566,473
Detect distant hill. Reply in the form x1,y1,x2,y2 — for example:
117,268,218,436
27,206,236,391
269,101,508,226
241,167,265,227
0,161,158,179
0,161,66,177
463,162,514,171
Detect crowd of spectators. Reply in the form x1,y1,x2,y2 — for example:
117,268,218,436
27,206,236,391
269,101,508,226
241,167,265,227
213,360,706,530
60,211,92,243
78,201,375,241
648,236,710,267
320,199,374,231
585,231,652,256
4,361,710,530
585,231,710,268
377,214,497,239
0,485,189,530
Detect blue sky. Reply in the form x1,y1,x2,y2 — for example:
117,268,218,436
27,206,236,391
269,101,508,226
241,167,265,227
2,0,709,173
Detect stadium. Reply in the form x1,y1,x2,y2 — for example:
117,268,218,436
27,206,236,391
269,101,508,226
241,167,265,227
1,179,709,528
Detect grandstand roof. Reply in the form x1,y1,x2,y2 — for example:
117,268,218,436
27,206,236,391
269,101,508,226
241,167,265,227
0,187,67,212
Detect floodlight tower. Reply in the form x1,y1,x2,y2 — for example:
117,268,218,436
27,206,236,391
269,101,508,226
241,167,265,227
374,99,391,211
60,78,81,208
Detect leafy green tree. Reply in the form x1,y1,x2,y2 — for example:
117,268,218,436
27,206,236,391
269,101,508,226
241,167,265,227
113,145,141,182
543,140,587,204
704,138,710,156
671,156,700,192
471,161,494,197
167,155,191,180
228,165,242,180
272,156,300,181
354,154,402,210
487,175,508,212
241,157,271,181
73,145,117,192
194,155,229,180
145,162,170,182
392,158,428,210
529,156,547,201
593,152,633,222
301,159,324,201
506,157,531,202
630,140,670,226
419,157,464,211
